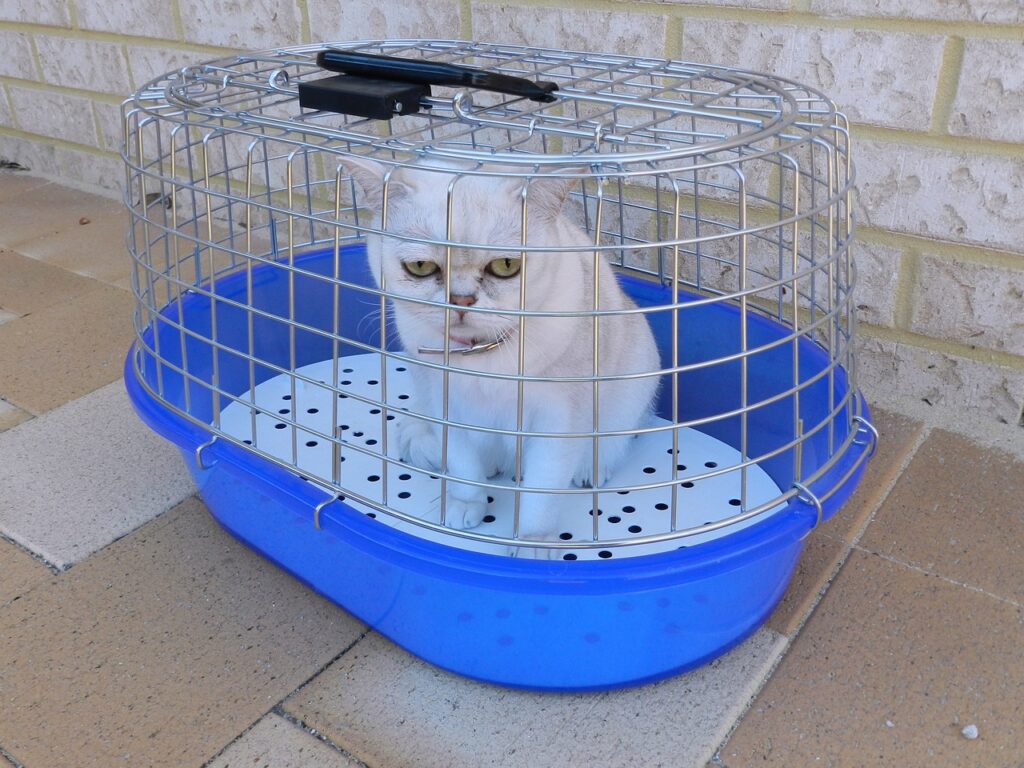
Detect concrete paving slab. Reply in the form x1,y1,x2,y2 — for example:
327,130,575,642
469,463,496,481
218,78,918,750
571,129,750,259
0,380,195,567
284,628,787,768
721,550,1024,767
860,428,1024,604
0,283,134,414
0,538,52,608
0,498,366,768
0,398,30,432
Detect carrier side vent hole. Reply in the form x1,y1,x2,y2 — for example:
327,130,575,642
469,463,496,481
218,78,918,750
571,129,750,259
559,532,573,540
482,515,496,523
563,554,577,561
705,461,718,468
274,423,286,430
305,440,318,447
628,525,642,533
729,498,741,506
607,516,621,524
655,503,669,511
398,491,411,499
368,474,380,482
598,550,613,559
588,508,603,516
682,481,694,489
642,466,656,474
622,505,635,513
398,473,412,481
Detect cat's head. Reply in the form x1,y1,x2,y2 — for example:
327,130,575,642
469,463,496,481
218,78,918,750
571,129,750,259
340,157,584,354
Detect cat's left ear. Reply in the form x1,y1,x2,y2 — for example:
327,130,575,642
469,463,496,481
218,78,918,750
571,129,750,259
338,155,407,213
524,168,587,218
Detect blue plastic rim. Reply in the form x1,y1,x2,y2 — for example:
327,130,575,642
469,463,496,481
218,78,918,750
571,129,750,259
124,244,873,691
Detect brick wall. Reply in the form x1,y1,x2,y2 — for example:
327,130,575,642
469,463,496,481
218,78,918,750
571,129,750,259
2,0,1022,426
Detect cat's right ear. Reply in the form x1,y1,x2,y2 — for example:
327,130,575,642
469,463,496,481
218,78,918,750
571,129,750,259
339,156,403,213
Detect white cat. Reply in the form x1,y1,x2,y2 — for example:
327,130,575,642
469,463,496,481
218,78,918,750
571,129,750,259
341,157,660,557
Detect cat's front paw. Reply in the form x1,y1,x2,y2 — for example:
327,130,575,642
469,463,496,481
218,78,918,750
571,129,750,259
396,416,440,471
444,493,488,530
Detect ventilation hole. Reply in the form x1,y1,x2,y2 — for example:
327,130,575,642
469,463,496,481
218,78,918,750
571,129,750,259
307,408,319,414
398,473,411,481
343,367,353,373
598,550,613,559
607,516,621,524
339,424,349,431
396,366,406,371
588,508,603,516
367,379,379,385
282,394,291,400
729,498,741,506
397,491,411,499
366,439,378,446
274,423,287,430
339,456,346,462
398,394,410,400
305,440,318,447
622,505,635,513
682,481,694,489
563,553,577,561
429,474,439,480
368,474,380,482
665,448,676,455
299,475,309,482
616,490,629,495
642,466,656,474
341,380,352,386
676,464,687,471
367,512,376,518
338,394,348,399
559,532,573,540
655,502,669,511
278,408,290,414
482,514,496,523
487,496,495,504
628,525,642,533
705,461,718,468
369,408,381,414
353,431,364,437
336,495,346,502
386,415,396,421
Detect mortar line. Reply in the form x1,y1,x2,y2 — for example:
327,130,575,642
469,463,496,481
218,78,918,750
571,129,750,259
664,15,682,60
857,227,1024,267
891,247,919,331
709,421,931,763
0,73,135,104
0,745,23,768
851,544,1023,609
851,121,1023,158
460,0,473,40
273,707,373,767
929,36,965,135
858,322,1024,372
0,21,230,53
170,0,185,41
276,627,373,706
296,0,312,44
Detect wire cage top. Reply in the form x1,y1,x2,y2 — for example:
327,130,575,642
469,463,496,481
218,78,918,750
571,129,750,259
123,40,868,561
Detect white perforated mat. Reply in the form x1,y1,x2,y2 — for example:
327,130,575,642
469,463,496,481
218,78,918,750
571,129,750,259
218,353,785,560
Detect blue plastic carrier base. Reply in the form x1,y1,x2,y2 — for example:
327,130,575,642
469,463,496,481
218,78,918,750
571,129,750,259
125,244,872,692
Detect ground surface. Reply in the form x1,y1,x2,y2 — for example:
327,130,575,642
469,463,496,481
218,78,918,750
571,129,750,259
1,171,1021,768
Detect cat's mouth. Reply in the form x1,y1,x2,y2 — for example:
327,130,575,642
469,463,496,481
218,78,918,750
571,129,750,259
417,329,511,356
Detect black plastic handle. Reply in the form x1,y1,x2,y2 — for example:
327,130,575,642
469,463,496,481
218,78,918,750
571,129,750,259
316,49,558,103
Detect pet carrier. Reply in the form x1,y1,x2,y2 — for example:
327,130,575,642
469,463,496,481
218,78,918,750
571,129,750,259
122,40,876,691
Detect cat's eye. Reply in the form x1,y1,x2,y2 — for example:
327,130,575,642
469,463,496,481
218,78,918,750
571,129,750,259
486,257,521,278
403,259,439,278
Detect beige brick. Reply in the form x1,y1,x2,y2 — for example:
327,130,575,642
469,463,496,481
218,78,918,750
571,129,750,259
857,335,1024,426
92,99,124,152
682,20,943,132
178,0,302,49
811,0,1023,24
0,30,37,80
35,35,132,97
473,5,668,59
126,46,205,90
76,0,177,40
6,87,98,147
0,137,57,177
911,255,1024,356
949,39,1024,144
853,139,1024,255
0,0,69,25
853,239,900,327
308,0,460,41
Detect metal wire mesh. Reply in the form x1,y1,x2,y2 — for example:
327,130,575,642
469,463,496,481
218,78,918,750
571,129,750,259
122,40,870,555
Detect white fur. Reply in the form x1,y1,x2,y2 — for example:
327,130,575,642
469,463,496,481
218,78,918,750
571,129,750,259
342,158,660,556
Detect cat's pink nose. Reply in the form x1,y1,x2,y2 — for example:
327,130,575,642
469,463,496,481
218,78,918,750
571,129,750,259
450,294,476,321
